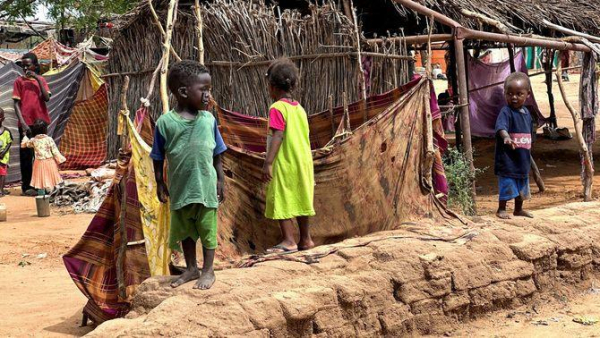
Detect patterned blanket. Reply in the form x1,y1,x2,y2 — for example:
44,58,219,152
60,85,108,169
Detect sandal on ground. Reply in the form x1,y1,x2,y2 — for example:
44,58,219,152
22,189,37,197
266,244,298,254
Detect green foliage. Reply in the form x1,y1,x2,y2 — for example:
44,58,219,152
443,147,485,216
1,0,134,31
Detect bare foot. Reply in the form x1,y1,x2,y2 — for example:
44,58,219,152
194,269,215,290
496,210,512,219
297,239,315,251
170,269,200,288
514,210,534,218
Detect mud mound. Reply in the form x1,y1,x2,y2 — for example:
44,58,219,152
88,202,600,337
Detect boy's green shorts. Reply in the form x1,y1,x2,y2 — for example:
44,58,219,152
169,204,218,250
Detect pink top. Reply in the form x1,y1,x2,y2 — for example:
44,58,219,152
268,98,299,131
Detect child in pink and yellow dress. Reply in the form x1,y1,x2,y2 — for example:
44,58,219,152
21,119,65,194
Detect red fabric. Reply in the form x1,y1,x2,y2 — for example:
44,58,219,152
268,107,286,131
12,76,51,126
0,163,6,176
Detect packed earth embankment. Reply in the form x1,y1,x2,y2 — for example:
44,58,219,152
88,201,600,337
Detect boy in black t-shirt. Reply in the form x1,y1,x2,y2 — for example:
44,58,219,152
495,72,534,219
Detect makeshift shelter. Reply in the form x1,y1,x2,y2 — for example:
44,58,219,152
0,55,111,181
104,0,413,158
64,0,452,325
62,0,600,326
0,61,85,182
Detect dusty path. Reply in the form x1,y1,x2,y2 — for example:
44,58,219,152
0,188,94,337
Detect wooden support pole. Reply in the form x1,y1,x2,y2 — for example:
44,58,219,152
349,0,368,122
544,49,558,128
193,0,204,64
556,67,594,201
160,0,178,114
507,44,516,73
449,41,461,151
453,38,476,206
423,83,435,188
530,154,546,192
116,75,130,300
328,95,335,135
147,0,181,62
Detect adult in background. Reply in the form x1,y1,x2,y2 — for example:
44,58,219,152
13,52,51,196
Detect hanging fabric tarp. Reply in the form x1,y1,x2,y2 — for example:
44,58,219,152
0,61,85,182
125,110,172,276
60,84,108,169
216,78,451,254
467,51,545,137
63,152,150,324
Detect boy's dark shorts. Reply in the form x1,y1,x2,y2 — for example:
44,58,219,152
498,176,530,201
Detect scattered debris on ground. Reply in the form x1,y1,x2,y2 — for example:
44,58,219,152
50,166,115,213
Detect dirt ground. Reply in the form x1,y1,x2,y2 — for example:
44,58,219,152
0,189,94,337
1,73,599,337
447,282,600,338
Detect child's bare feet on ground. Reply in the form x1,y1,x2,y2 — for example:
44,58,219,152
297,239,315,251
170,269,200,288
194,269,215,290
496,210,512,219
514,210,534,218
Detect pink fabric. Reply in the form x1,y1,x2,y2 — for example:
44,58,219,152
279,98,299,106
467,51,545,137
268,107,286,131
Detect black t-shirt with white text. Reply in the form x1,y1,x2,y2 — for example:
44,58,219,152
494,106,532,179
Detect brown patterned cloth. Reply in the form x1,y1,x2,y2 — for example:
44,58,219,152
60,84,108,169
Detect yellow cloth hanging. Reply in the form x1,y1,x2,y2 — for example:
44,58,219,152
126,116,171,276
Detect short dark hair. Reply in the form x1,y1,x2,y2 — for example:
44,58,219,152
266,58,299,92
31,119,48,136
21,52,41,74
167,60,210,94
504,72,530,92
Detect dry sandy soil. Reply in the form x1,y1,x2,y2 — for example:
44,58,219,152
0,73,599,337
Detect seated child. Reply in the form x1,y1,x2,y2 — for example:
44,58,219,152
150,60,227,290
495,72,534,219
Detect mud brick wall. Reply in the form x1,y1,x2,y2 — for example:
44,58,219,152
89,202,600,337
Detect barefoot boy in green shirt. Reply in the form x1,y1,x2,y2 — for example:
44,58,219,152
150,61,227,290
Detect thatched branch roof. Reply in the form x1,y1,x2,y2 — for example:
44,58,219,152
393,0,600,36
119,1,600,37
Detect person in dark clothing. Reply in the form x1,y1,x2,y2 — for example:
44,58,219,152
495,72,534,219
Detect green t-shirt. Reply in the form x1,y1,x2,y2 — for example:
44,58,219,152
150,110,227,211
0,128,13,165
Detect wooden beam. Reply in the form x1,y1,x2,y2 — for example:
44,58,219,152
556,66,594,201
453,38,476,206
160,0,178,114
116,75,130,300
542,19,600,44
